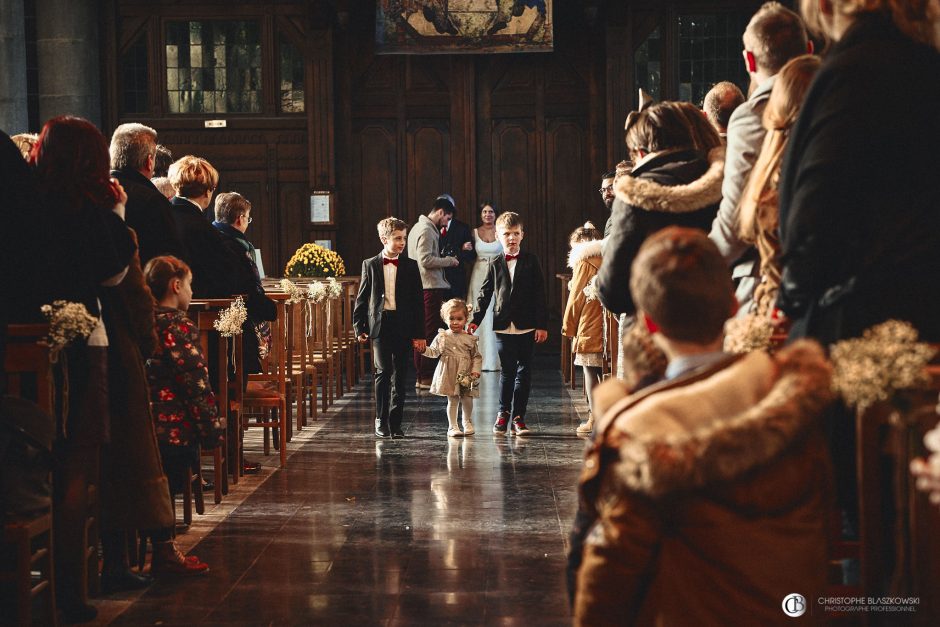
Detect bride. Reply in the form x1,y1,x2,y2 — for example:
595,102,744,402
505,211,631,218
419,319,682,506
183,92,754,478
467,202,502,371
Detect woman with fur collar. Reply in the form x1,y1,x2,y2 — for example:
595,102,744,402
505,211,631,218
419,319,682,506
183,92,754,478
562,223,605,434
575,228,833,626
596,102,725,316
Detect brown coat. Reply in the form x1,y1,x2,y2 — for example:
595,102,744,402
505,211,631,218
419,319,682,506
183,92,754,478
100,230,174,531
575,341,834,626
562,239,604,354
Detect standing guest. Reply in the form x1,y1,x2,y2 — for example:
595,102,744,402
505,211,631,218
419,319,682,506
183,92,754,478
166,155,245,298
437,193,476,300
408,197,459,389
354,218,426,439
211,192,277,375
709,1,812,313
420,298,483,438
466,202,502,371
109,123,184,265
470,212,548,436
574,228,832,625
31,115,136,623
562,223,604,435
702,81,746,139
153,144,173,178
598,171,617,238
10,132,37,159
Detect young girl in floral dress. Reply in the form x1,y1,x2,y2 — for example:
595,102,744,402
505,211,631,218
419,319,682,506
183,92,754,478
421,299,483,437
143,255,224,575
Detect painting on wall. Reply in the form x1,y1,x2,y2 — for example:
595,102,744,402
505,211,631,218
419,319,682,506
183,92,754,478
376,1,552,54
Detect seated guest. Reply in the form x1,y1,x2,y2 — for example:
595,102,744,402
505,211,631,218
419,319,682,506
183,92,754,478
153,143,173,178
574,227,833,625
211,192,276,374
151,176,174,200
166,156,247,298
109,123,184,265
703,81,745,139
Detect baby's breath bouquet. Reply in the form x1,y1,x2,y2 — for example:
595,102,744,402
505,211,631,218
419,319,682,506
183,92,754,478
456,371,477,396
308,281,327,303
830,320,936,411
284,243,345,278
279,278,307,304
40,300,98,360
325,277,343,299
724,313,774,354
911,422,940,506
214,296,248,337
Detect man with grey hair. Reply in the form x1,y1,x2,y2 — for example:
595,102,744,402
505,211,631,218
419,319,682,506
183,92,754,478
702,81,745,139
708,1,811,313
110,123,183,264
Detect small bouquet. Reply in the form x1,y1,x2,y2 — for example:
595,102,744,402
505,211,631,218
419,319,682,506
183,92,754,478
830,320,936,410
325,277,343,299
724,313,774,354
911,422,940,505
40,300,98,360
279,278,307,304
284,243,345,278
456,371,478,396
213,296,248,337
308,281,328,304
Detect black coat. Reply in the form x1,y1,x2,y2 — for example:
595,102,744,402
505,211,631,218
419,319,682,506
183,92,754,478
168,196,245,298
777,14,940,343
111,168,184,266
471,250,548,331
439,218,475,299
353,254,425,340
597,148,723,315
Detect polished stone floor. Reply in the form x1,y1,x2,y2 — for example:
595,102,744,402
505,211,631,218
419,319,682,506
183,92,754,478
109,362,589,625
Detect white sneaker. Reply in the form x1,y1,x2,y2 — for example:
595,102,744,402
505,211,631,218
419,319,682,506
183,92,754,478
447,427,464,438
462,420,475,435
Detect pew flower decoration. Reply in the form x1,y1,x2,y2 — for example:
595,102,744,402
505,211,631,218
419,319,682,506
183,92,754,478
213,296,247,337
40,300,98,360
326,277,343,300
724,313,774,354
279,278,307,305
829,320,935,410
910,422,940,505
456,371,478,396
284,243,345,278
307,281,328,304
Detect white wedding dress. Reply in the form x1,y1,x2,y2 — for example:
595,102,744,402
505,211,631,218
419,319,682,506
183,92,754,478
466,228,502,371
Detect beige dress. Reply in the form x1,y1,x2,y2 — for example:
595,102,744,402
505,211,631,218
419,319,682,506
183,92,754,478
423,330,483,397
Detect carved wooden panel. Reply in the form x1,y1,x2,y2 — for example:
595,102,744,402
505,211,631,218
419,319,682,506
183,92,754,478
344,122,398,265
406,121,451,223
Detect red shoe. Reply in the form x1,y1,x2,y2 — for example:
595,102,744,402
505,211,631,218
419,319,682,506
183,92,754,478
151,542,210,576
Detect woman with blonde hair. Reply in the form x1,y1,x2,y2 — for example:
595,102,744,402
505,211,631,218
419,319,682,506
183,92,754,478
736,54,820,320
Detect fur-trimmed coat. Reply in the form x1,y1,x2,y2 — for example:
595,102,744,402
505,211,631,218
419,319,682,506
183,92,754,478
597,147,724,315
563,239,605,354
575,341,833,626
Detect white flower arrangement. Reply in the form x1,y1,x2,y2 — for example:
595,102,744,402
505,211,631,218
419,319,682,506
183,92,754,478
279,278,307,305
308,281,327,303
830,320,936,410
582,275,598,302
326,277,343,299
723,313,774,354
456,371,477,396
40,300,98,359
213,296,248,337
911,422,940,505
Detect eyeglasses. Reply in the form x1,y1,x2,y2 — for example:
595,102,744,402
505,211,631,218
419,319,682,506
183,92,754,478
598,185,613,194
243,215,252,224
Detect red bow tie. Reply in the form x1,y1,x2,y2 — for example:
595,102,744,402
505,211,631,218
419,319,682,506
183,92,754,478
505,253,518,262
441,226,448,237
383,257,398,266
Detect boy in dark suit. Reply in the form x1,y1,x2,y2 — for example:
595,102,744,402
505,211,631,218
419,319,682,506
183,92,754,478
354,218,427,439
469,212,548,436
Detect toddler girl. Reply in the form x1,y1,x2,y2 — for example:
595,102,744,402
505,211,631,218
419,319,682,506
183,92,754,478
143,255,223,575
422,299,483,437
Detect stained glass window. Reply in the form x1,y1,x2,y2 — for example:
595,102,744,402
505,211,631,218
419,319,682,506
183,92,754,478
121,34,149,114
165,20,262,114
634,27,661,102
279,34,305,114
678,13,751,106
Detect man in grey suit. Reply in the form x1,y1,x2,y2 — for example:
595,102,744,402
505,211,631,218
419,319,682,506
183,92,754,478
708,2,811,313
408,197,459,388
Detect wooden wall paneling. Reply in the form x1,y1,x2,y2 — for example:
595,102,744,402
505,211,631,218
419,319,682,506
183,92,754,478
449,57,476,217
405,120,451,220
345,121,398,265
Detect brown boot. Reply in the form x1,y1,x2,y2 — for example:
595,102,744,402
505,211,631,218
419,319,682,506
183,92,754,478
150,541,210,576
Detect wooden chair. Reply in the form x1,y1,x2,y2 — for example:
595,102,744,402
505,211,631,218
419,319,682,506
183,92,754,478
1,324,57,625
241,309,288,468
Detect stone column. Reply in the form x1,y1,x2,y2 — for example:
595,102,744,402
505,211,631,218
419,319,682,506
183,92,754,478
35,0,101,128
0,0,28,133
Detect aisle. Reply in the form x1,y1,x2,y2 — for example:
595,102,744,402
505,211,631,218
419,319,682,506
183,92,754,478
109,364,588,625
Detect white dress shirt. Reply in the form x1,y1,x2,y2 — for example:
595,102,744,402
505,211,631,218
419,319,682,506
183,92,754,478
382,253,398,311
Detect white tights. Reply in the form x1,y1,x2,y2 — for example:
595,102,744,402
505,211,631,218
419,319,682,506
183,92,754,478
446,396,474,429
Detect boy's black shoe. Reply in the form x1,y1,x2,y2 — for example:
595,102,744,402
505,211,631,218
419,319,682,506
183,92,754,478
391,428,405,439
101,568,153,593
493,411,510,434
375,421,390,438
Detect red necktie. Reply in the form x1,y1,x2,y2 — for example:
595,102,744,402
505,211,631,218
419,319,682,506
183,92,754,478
505,254,518,261
383,257,398,266
441,226,448,237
